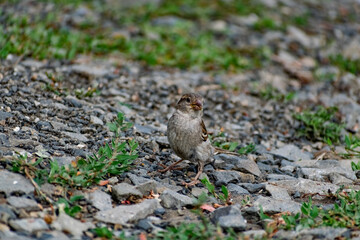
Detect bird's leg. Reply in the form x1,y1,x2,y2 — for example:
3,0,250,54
183,161,204,187
158,159,184,173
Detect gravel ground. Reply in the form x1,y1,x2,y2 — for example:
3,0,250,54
1,0,360,239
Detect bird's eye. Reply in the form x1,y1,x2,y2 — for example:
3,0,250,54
186,97,191,103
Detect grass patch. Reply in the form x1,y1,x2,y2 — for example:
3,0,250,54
293,106,343,144
261,189,360,233
258,85,295,102
329,54,360,75
11,112,138,189
200,177,231,205
0,0,275,72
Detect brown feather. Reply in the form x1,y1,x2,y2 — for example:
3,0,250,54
201,119,208,141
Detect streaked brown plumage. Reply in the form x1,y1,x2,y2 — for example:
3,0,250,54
161,93,214,186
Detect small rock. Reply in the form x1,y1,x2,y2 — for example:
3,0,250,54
0,223,34,240
62,131,89,142
159,189,193,209
343,37,360,60
137,219,153,232
154,208,166,216
0,111,13,121
38,231,71,240
135,180,158,195
112,183,143,202
215,154,261,177
328,172,353,185
266,174,297,181
0,170,34,197
271,144,312,162
88,190,112,211
227,183,250,196
265,184,291,200
9,218,49,233
191,187,208,198
211,171,242,186
72,64,108,77
251,196,301,214
271,178,339,197
90,115,104,126
128,173,152,185
243,229,266,238
155,136,169,147
211,205,246,231
52,213,94,238
134,124,155,135
95,199,160,225
21,59,45,69
0,205,17,223
7,197,40,211
239,183,265,193
275,227,350,239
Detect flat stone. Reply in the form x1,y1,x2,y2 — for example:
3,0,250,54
88,190,112,211
275,227,350,239
210,205,246,230
72,64,108,77
62,131,89,142
211,171,242,186
155,136,169,147
0,170,34,197
128,173,152,185
95,199,160,225
38,231,71,240
134,124,155,135
218,214,247,230
266,174,297,181
296,160,356,181
227,183,250,196
191,187,208,198
0,133,10,146
9,218,49,233
0,111,13,121
135,180,158,195
265,184,291,200
159,189,193,209
54,156,75,167
112,183,143,202
52,213,94,238
298,167,356,182
243,230,266,238
252,196,301,214
271,178,339,196
214,154,261,177
329,172,353,185
90,115,104,126
7,197,40,211
0,223,35,240
50,121,71,131
288,26,312,48
239,183,265,193
0,205,17,222
21,59,44,69
270,144,312,162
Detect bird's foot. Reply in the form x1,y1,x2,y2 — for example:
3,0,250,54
158,162,183,173
181,179,200,187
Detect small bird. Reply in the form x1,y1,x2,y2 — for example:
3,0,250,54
161,93,214,186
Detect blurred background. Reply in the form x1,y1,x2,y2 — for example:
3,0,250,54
1,0,359,74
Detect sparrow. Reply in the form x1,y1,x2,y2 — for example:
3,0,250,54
160,93,214,186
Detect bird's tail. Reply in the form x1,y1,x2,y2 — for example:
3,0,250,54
213,147,240,156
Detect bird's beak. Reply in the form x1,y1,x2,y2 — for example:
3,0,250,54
191,99,202,110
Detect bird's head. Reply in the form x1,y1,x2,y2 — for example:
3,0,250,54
176,93,204,117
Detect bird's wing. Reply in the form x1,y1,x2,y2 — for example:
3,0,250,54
200,119,208,142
